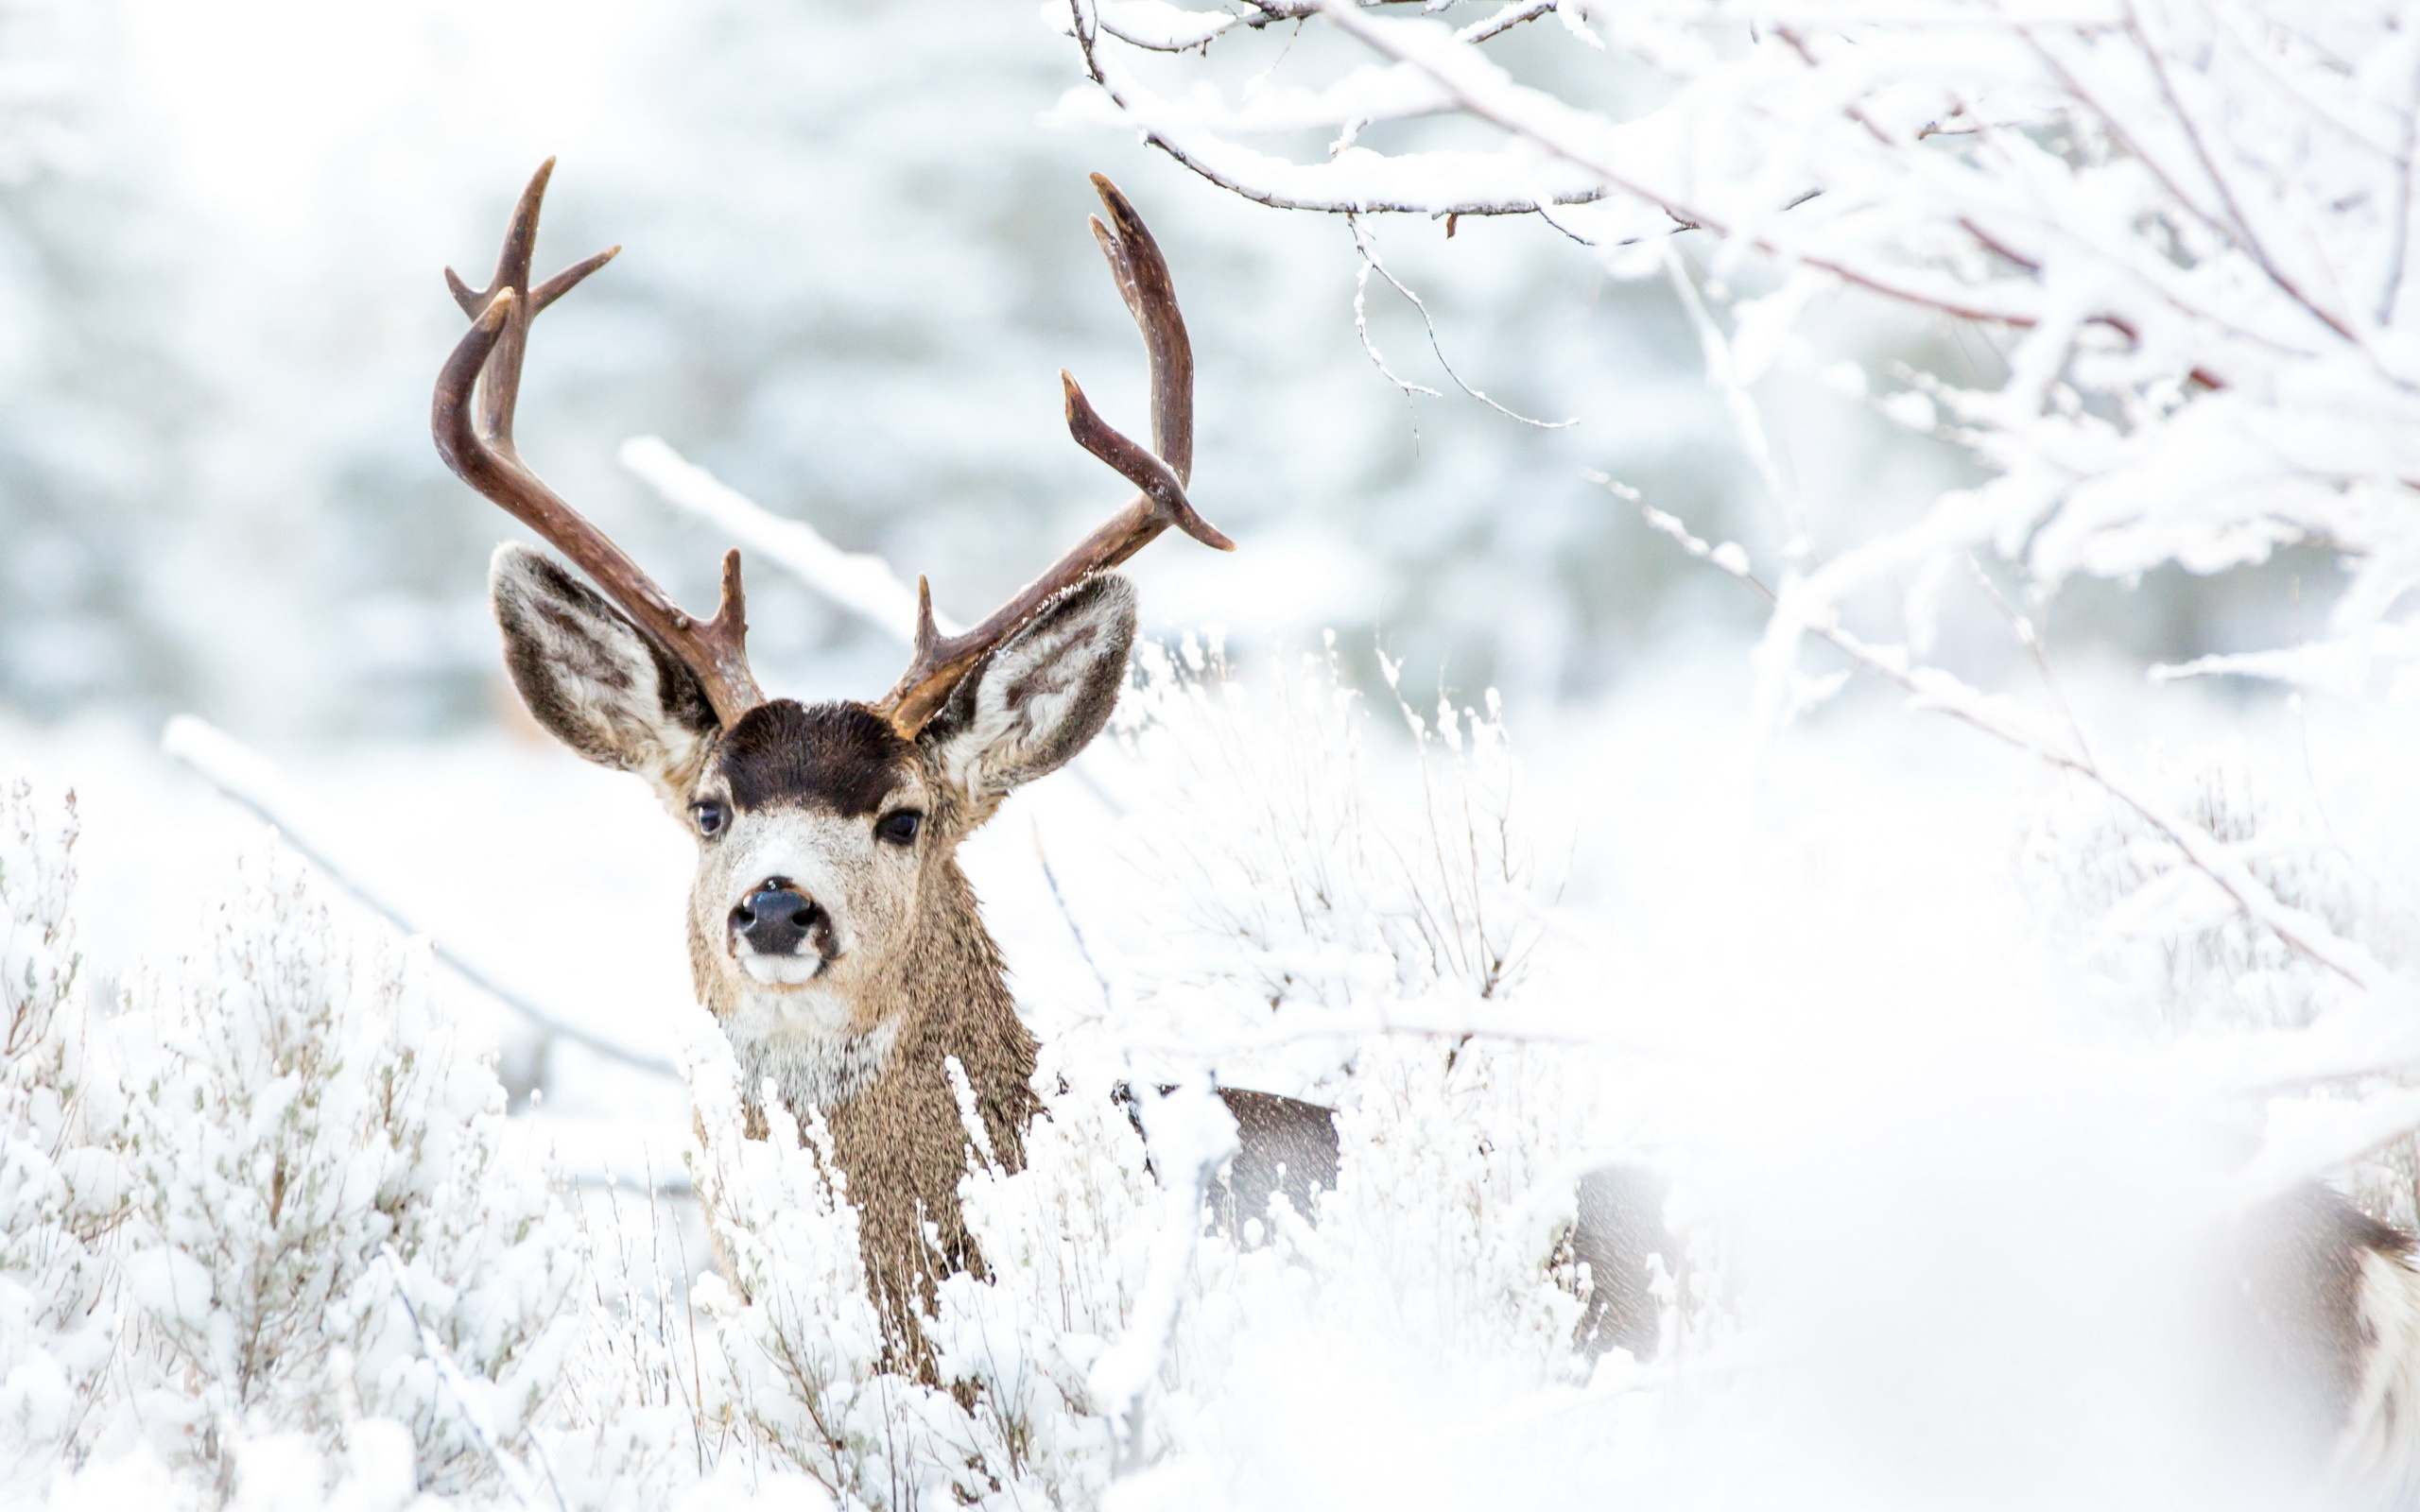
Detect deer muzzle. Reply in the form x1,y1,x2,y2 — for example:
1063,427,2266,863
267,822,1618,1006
731,880,839,975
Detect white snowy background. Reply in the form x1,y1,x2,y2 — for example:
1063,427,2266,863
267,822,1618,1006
9,0,2420,1506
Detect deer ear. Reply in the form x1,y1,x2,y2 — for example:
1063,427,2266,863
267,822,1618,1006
921,573,1135,817
490,542,719,799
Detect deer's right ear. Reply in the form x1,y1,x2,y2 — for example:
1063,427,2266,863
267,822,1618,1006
490,542,719,797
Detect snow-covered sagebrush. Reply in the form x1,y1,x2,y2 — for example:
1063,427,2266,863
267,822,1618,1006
1,781,117,1501
100,855,580,1501
0,777,607,1508
1094,636,1563,1091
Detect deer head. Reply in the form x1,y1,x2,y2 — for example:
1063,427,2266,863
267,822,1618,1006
433,162,1227,1108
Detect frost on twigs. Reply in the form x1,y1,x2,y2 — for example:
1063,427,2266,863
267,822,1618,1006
1,778,119,1498
2022,747,2405,1041
1061,0,2420,723
2018,747,2420,1229
106,850,579,1500
1100,635,1563,1095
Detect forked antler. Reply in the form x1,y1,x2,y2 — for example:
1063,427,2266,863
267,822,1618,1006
439,165,1226,738
871,174,1234,738
433,159,767,727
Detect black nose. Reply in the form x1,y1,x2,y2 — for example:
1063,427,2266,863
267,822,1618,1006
730,884,829,957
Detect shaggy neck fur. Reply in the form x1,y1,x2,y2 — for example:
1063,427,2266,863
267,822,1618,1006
702,852,1040,1377
726,998,904,1113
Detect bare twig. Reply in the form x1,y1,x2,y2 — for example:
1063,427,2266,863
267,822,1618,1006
1033,820,1115,1011
1349,212,1577,427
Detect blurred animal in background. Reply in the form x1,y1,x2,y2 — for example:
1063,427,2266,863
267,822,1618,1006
2235,1186,2420,1502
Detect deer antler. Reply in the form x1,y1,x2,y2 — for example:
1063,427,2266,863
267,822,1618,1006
873,175,1233,739
433,159,766,728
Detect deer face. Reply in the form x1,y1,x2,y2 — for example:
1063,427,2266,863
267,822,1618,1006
438,164,1214,1123
490,544,1135,1046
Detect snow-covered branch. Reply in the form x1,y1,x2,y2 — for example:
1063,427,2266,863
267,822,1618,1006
162,715,677,1078
618,436,949,645
1634,497,2391,993
1057,0,2420,694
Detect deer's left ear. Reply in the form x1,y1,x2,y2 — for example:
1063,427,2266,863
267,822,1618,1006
920,574,1135,818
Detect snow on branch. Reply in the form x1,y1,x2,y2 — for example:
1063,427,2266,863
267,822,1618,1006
618,435,951,644
161,715,677,1078
1631,495,2391,994
1058,0,2420,693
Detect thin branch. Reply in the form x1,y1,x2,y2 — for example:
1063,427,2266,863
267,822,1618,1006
1349,212,1577,426
1662,242,1806,554
1071,0,1614,216
1347,215,1444,405
2119,0,2355,342
1962,553,2094,770
620,437,947,644
163,716,678,1079
1033,820,1115,1011
1634,503,2389,990
1457,0,1556,44
382,1244,564,1511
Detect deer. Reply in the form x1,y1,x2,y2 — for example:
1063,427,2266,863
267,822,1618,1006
428,161,1388,1371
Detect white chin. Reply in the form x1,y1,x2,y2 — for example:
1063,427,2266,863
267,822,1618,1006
739,954,827,987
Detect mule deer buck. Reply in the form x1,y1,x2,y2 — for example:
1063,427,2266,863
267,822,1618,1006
431,162,1374,1368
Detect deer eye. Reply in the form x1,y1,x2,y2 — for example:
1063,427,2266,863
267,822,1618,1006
691,799,729,838
875,810,923,847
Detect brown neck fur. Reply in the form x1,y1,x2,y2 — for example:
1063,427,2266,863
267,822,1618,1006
706,844,1041,1377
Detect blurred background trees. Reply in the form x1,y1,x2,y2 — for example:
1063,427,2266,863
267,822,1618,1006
0,0,2022,737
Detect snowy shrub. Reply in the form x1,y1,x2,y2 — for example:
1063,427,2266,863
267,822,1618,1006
944,1037,1621,1508
1099,636,1562,1097
2017,739,2420,1241
0,780,120,1498
99,853,581,1501
538,1190,715,1512
2021,747,2411,1040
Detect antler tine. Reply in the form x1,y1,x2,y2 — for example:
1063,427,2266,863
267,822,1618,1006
1086,172,1192,486
434,161,765,728
873,176,1232,739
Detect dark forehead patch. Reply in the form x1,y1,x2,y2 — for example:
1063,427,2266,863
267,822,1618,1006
717,700,909,816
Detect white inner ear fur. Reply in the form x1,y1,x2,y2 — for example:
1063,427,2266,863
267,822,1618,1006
929,576,1133,811
490,543,714,805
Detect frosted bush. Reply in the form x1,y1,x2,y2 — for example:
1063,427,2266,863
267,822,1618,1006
0,779,120,1499
925,1037,1647,1510
2015,736,2420,1243
100,853,580,1500
539,1189,714,1511
2020,745,2410,1038
1099,636,1562,1096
